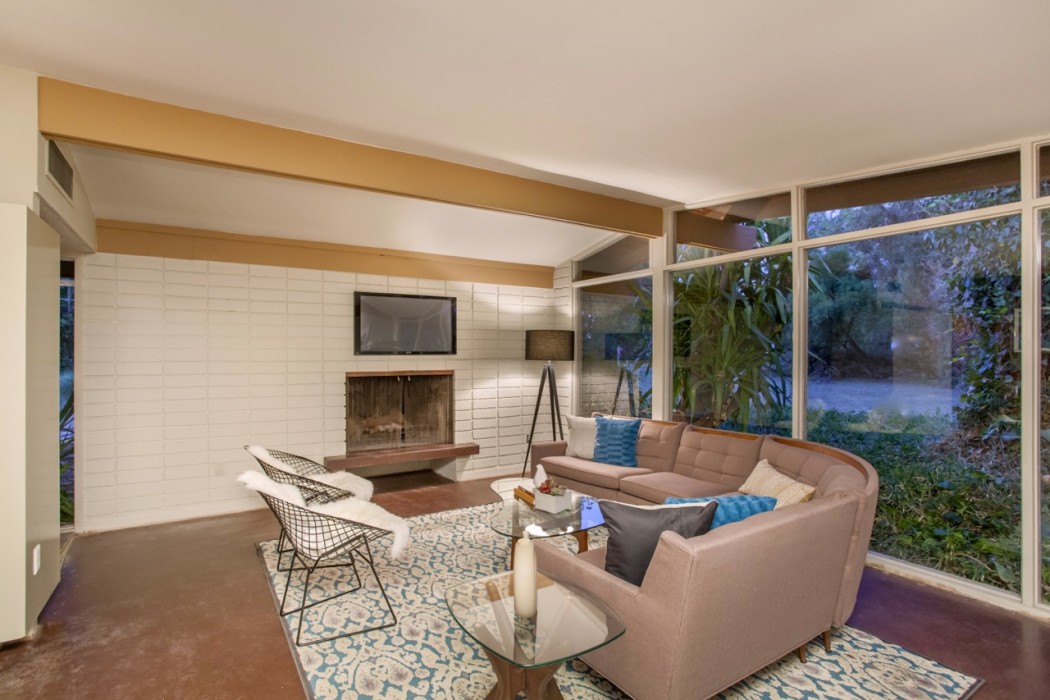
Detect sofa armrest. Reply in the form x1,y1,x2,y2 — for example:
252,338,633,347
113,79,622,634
529,440,567,476
535,541,640,612
535,533,695,699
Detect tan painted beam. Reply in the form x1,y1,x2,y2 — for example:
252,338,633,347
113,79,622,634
96,220,556,288
39,78,664,237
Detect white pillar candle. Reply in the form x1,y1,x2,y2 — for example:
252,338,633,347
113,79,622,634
513,532,537,617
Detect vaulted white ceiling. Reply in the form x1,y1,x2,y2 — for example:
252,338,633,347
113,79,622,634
65,144,618,266
4,1,1050,266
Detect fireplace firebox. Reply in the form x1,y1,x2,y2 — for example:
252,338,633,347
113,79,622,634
324,371,479,472
345,370,453,452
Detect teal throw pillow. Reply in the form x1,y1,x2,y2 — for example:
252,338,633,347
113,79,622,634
664,494,776,529
592,416,642,467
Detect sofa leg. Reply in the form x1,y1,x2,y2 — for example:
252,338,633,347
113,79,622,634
798,631,831,663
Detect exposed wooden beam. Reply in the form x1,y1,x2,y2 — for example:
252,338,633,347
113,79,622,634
806,152,1020,213
39,78,664,237
96,220,556,288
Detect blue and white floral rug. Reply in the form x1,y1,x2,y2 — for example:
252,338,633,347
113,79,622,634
257,501,981,699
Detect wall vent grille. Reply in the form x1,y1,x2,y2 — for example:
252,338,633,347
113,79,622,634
47,140,74,200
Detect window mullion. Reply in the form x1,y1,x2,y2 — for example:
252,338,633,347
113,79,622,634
791,185,807,440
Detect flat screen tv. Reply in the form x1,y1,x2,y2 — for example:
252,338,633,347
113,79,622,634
354,292,457,355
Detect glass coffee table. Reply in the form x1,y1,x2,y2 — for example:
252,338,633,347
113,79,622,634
490,492,605,564
445,571,625,700
489,477,531,502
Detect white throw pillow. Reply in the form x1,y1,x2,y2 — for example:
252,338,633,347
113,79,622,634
565,415,597,459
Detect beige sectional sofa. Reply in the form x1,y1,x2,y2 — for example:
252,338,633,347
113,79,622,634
530,418,879,700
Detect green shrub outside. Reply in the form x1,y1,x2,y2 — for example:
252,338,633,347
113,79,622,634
807,408,1049,598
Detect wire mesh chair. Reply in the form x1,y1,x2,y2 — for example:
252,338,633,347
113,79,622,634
255,447,331,477
245,446,356,503
258,491,398,646
245,445,362,570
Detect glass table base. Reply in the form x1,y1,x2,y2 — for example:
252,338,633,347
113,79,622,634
482,646,564,700
445,572,624,700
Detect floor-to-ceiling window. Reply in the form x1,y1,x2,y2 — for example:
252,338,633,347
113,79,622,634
1039,144,1050,604
1040,204,1050,603
576,236,653,418
670,194,793,434
807,218,1022,591
804,155,1025,593
572,140,1050,614
579,278,653,418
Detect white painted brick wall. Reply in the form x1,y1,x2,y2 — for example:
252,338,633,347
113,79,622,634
76,253,572,532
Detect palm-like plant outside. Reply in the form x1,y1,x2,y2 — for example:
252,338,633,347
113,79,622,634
671,254,792,431
627,221,795,432
59,390,74,524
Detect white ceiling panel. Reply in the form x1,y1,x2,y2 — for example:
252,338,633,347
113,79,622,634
68,144,617,267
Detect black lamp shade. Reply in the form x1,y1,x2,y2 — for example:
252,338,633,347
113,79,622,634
525,330,575,362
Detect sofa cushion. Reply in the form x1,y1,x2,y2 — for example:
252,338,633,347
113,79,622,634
635,419,688,472
540,455,653,490
673,427,765,490
598,500,718,586
664,494,777,528
740,459,816,508
593,416,643,467
619,471,729,503
565,415,598,459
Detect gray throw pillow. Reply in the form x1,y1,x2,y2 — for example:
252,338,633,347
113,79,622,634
598,500,718,586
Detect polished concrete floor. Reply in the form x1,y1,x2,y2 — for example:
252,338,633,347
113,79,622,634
1,472,1047,699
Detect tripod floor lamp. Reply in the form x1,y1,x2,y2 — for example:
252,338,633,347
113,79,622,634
605,332,645,417
522,329,575,477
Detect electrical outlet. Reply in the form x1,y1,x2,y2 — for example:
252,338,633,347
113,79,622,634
32,544,41,575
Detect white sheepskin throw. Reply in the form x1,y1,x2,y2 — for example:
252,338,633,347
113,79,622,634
309,470,374,501
245,445,374,501
237,470,306,507
311,498,411,560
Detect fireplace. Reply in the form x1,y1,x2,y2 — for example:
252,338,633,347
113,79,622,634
326,370,477,472
344,370,453,453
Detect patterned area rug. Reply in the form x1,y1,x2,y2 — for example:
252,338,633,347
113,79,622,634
257,501,982,699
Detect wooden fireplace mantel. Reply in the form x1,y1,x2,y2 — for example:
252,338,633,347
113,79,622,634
344,370,453,378
324,443,480,471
